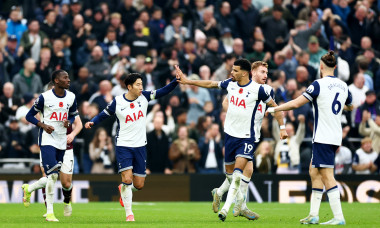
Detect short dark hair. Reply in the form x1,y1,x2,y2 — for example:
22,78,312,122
321,50,336,68
224,53,235,62
234,58,251,72
124,73,142,87
51,70,66,83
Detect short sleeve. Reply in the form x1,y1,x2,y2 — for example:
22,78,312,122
142,91,152,101
352,153,359,165
104,98,116,115
69,97,78,116
218,78,232,90
303,81,320,102
33,94,44,112
345,89,353,105
258,85,271,103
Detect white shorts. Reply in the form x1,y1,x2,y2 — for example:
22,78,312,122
39,149,74,175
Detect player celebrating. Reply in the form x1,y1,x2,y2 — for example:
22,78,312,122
213,61,286,220
85,73,178,222
267,51,353,225
23,70,78,222
175,59,287,221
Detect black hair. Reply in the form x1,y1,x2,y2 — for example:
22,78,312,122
321,50,337,68
124,73,142,87
234,58,251,72
224,53,236,62
51,70,66,83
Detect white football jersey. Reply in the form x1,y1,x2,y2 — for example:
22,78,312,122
303,76,352,146
104,92,151,147
218,79,272,142
34,89,78,150
353,148,378,174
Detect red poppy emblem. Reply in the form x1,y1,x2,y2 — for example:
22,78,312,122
59,102,63,107
239,88,243,94
130,103,135,109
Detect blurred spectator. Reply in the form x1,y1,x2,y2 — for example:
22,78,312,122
109,13,127,44
149,8,166,44
306,35,327,71
12,58,43,98
84,45,110,83
356,56,373,90
218,27,234,54
146,112,172,174
335,146,352,174
296,51,317,82
90,7,108,42
169,125,201,173
203,37,222,73
141,0,160,17
246,40,271,63
347,4,368,50
348,73,368,123
118,0,139,32
177,38,203,76
70,67,98,104
186,74,211,125
231,38,245,59
295,66,310,87
6,7,27,43
141,56,157,91
0,19,7,50
51,38,71,72
100,28,121,60
68,15,88,66
352,137,378,174
15,93,35,134
126,19,156,58
146,104,175,136
216,1,236,36
261,5,288,51
355,90,380,126
299,0,323,21
40,9,62,40
255,141,274,174
89,127,114,174
0,82,22,124
35,47,53,86
63,0,83,32
164,13,189,44
76,34,98,68
212,53,235,81
2,35,25,80
193,0,207,22
359,111,380,152
89,80,113,111
5,117,28,158
20,19,51,62
233,0,260,45
198,123,223,173
111,73,128,97
286,0,305,19
273,115,305,174
195,7,221,39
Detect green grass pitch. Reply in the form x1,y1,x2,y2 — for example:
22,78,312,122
0,202,379,227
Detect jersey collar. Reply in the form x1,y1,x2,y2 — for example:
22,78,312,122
52,89,66,98
237,79,252,87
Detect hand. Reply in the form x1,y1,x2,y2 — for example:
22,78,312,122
266,107,276,116
67,133,75,144
175,65,191,85
42,123,55,134
43,38,50,45
29,144,40,153
63,120,71,128
56,51,64,57
362,110,370,122
81,83,89,94
152,103,161,113
298,114,305,123
164,168,173,175
85,122,94,129
165,105,172,117
280,129,288,140
146,169,151,175
84,23,92,33
17,46,24,57
189,97,199,104
322,8,332,21
11,105,18,111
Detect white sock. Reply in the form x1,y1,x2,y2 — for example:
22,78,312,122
222,170,243,212
28,177,47,193
46,173,58,215
327,186,344,220
217,173,232,196
121,183,133,216
309,188,323,216
240,176,250,210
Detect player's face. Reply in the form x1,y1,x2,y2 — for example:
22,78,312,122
252,66,268,84
231,65,245,82
56,72,70,89
128,78,143,97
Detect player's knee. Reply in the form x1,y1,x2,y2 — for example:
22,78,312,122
133,182,144,190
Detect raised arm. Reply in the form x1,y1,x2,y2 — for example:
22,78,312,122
175,65,220,88
267,95,310,113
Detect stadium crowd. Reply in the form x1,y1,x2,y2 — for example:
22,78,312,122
0,0,380,175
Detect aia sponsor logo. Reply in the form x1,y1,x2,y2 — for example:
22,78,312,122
50,112,68,121
125,110,144,123
230,95,246,108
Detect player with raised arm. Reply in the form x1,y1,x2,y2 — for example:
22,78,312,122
175,59,287,222
267,51,353,225
85,73,178,222
23,70,78,222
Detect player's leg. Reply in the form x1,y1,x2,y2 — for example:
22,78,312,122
60,149,74,217
212,164,234,213
320,168,345,225
219,157,248,221
300,162,323,224
43,146,64,222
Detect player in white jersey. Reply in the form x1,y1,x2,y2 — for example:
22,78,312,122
23,70,78,222
85,73,178,222
267,51,353,225
175,59,287,221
